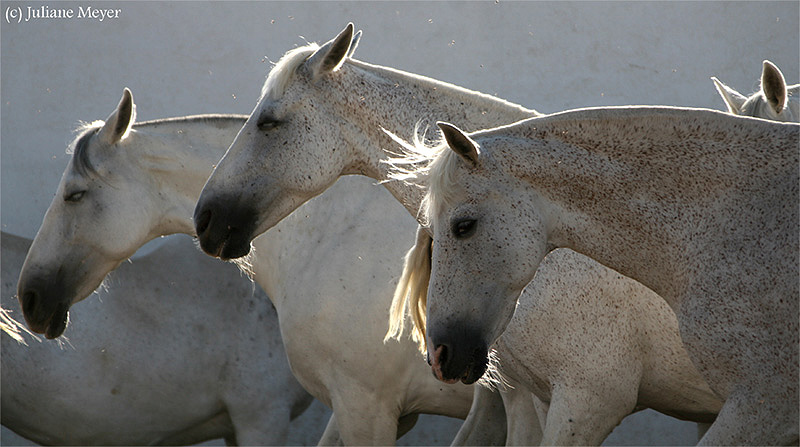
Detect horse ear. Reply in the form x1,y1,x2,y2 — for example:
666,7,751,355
438,122,479,166
97,87,136,145
306,23,354,78
347,30,362,59
761,60,787,115
711,77,747,114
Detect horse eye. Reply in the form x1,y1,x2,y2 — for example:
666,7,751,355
452,218,477,239
64,191,86,203
257,115,281,131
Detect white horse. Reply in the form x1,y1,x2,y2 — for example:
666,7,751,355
394,64,800,444
393,108,798,445
191,24,716,444
15,89,478,446
3,231,314,445
712,60,799,122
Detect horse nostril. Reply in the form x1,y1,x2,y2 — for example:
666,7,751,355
195,208,212,235
21,290,38,318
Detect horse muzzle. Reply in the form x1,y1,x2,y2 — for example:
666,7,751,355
429,326,489,385
193,194,258,260
17,274,71,339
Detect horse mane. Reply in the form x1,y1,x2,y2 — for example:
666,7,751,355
261,43,320,101
259,38,538,122
137,114,247,127
384,127,465,354
385,225,432,353
385,124,465,227
68,124,102,177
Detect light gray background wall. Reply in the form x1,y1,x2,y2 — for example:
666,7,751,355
1,1,797,237
1,1,798,446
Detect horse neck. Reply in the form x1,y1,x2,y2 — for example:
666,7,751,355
335,59,538,215
500,108,798,303
133,118,290,314
132,116,245,235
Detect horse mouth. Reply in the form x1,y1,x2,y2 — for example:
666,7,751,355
21,295,70,339
432,362,487,385
201,234,252,261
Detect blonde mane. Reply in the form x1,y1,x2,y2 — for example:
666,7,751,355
384,127,468,353
384,126,467,227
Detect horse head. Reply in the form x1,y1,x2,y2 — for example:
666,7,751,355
194,23,362,260
18,89,162,338
396,122,552,384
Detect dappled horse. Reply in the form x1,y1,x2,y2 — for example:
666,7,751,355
4,232,313,445
712,60,799,122
394,69,800,444
15,89,477,446
192,23,719,444
394,108,798,445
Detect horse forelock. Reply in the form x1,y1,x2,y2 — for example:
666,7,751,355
384,124,467,226
260,43,320,101
67,123,103,178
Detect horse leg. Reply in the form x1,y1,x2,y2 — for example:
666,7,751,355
540,384,636,446
502,385,543,446
329,394,400,445
451,385,507,446
318,414,343,446
698,386,799,445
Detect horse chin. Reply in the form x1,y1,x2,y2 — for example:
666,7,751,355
460,359,489,385
217,237,253,261
432,362,487,385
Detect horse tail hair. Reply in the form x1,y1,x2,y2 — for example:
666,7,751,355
385,225,432,354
